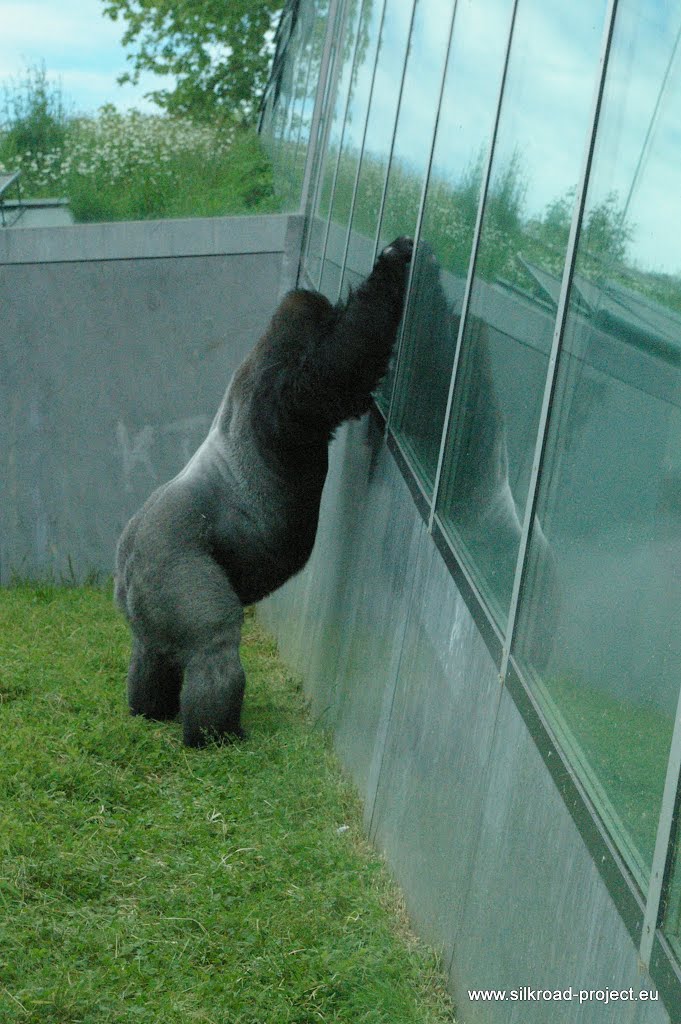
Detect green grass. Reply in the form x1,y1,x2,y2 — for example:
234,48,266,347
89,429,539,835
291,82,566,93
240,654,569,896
0,584,454,1024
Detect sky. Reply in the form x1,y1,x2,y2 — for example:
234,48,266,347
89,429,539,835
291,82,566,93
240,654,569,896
0,0,174,115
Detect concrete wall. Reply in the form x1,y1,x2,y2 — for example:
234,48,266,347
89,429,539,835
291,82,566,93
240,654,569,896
1,213,302,582
259,415,670,1024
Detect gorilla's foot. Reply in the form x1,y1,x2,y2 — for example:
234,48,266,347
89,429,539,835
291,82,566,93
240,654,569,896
180,643,246,747
127,639,183,721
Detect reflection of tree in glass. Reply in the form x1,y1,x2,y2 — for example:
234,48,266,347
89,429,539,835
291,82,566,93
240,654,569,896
322,138,681,312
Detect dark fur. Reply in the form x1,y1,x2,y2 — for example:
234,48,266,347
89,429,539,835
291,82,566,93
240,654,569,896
115,236,413,746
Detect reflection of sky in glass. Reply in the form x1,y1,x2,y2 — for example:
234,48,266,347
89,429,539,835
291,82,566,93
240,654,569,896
364,0,609,225
321,0,366,158
587,2,681,271
339,0,415,292
489,0,606,217
360,0,418,160
370,0,453,180
376,0,454,250
426,0,514,186
390,0,514,490
341,0,386,152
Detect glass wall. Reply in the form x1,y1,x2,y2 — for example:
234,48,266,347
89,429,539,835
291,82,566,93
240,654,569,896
389,0,515,487
338,0,417,294
276,3,330,209
304,0,367,286
262,1,331,212
371,0,458,411
280,0,681,1007
434,0,609,630
316,0,387,298
513,0,681,899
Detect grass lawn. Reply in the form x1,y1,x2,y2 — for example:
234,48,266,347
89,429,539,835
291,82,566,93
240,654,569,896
0,584,454,1023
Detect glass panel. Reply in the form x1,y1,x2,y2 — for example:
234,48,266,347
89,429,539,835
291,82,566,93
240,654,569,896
339,0,416,296
371,0,457,411
289,5,330,204
275,17,309,206
390,0,515,487
304,0,366,288
514,0,681,901
375,0,454,251
266,24,293,176
318,0,386,300
267,1,330,212
435,0,608,628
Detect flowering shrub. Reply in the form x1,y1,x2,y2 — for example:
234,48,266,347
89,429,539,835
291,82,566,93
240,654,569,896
0,106,277,222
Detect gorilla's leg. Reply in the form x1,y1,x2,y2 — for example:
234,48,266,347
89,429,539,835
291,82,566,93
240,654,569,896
168,562,247,747
127,639,183,721
181,633,246,747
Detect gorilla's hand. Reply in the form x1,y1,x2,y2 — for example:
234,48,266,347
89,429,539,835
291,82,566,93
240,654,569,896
379,236,414,263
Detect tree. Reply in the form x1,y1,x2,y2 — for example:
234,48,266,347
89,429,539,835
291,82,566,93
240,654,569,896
101,0,283,123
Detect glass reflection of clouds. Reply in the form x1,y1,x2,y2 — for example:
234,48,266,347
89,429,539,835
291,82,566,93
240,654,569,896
374,0,455,184
358,0,419,161
489,1,610,218
588,3,681,272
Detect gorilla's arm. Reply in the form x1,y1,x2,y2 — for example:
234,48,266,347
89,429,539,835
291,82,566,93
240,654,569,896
297,236,413,429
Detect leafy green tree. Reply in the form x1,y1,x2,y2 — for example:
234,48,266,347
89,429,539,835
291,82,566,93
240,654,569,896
101,0,282,123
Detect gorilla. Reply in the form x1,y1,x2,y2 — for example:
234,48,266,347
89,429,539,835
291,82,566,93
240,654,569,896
115,236,413,747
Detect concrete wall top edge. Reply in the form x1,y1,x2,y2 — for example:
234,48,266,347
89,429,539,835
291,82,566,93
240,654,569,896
0,213,302,266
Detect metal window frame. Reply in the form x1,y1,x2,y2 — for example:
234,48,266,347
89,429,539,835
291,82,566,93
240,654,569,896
642,673,681,965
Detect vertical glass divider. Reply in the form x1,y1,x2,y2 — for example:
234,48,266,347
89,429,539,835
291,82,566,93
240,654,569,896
370,0,419,266
498,0,619,687
318,0,370,291
336,0,389,301
385,0,460,430
427,0,520,534
641,689,681,966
